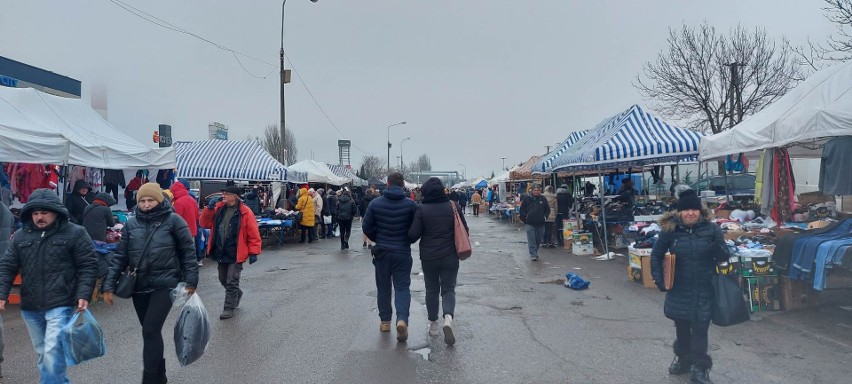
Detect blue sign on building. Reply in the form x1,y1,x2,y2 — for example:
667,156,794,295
0,74,18,87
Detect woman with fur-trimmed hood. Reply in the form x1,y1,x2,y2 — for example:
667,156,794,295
650,189,729,384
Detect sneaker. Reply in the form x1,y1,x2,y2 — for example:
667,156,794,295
219,309,234,320
380,321,391,332
197,260,203,267
531,256,539,261
396,320,408,342
429,321,440,336
443,314,455,345
363,241,367,248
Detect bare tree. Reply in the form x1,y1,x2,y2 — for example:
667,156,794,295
261,124,297,166
635,22,802,135
359,154,385,179
416,154,432,172
790,1,852,71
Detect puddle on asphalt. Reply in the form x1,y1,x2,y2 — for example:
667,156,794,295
413,347,431,361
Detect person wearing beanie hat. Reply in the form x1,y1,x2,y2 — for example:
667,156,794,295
136,182,165,204
650,188,729,383
103,180,198,383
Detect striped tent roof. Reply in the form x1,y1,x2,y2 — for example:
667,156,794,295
174,140,307,182
509,155,543,181
548,105,702,172
327,164,367,186
536,130,588,173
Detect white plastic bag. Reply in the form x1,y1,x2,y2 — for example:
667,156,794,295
170,282,190,308
322,215,332,224
174,293,211,366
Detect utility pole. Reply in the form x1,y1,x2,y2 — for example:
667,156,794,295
281,0,318,162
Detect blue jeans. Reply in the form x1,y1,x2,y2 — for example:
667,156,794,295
525,224,544,257
372,250,413,323
22,306,75,384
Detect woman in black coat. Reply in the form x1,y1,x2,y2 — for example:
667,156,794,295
650,189,728,384
408,177,468,346
335,190,358,250
103,183,198,384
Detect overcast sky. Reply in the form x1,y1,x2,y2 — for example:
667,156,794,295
0,0,836,179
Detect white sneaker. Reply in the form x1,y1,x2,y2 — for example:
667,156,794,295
443,314,455,345
429,321,440,336
197,260,204,267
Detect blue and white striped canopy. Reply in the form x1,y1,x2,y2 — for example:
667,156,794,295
327,164,366,186
174,140,306,182
535,130,588,173
546,105,702,172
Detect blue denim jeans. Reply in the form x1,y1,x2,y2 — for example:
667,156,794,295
525,224,544,257
22,306,75,384
372,250,413,323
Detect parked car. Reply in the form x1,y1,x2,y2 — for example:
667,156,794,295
690,174,756,196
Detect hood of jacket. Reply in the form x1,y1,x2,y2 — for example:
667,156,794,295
338,194,352,204
556,187,569,194
170,181,189,200
22,189,70,229
71,180,91,195
382,186,408,200
658,208,713,233
299,187,308,198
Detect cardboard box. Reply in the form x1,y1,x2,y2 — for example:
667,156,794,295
572,232,593,245
740,256,775,276
573,243,595,255
563,239,573,251
779,276,821,311
744,275,780,312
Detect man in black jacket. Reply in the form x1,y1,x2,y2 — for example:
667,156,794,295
0,201,12,377
0,189,98,383
362,173,417,341
519,184,550,261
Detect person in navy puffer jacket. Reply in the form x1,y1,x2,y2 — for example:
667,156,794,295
362,173,417,342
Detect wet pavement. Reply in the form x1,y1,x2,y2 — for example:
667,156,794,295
1,213,851,383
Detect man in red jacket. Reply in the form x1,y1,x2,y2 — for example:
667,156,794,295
170,181,201,264
200,185,262,320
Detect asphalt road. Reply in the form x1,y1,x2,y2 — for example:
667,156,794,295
1,212,850,383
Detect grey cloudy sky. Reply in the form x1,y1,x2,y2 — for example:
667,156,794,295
0,0,836,178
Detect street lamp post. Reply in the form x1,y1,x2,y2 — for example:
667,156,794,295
501,157,507,171
458,163,466,180
387,121,407,172
400,137,411,169
281,0,318,161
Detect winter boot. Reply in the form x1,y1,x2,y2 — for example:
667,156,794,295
690,355,713,384
669,340,691,375
158,359,168,383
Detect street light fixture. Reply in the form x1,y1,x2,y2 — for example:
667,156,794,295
387,121,407,171
458,163,466,180
501,157,507,171
280,0,318,162
400,137,411,169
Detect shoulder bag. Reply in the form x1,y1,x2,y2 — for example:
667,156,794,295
663,252,675,290
114,222,162,298
449,201,472,260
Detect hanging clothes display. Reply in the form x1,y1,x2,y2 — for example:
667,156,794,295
771,148,795,223
788,219,852,290
819,136,852,195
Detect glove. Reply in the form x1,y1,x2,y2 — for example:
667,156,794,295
248,254,258,264
207,196,223,210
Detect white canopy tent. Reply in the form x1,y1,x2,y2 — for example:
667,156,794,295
288,160,350,186
700,60,852,161
0,87,175,168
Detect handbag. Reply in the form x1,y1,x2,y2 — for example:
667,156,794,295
449,201,472,260
711,274,751,326
114,222,162,299
663,252,676,290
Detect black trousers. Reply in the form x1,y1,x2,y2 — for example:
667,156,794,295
544,222,554,245
338,219,353,244
673,319,712,368
472,204,480,216
421,255,459,321
300,226,314,243
105,183,119,201
555,213,564,246
132,289,173,375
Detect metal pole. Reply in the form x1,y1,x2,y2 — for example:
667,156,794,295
598,169,610,257
280,1,287,162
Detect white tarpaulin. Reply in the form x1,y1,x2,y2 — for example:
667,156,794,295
0,87,175,168
288,160,350,186
700,61,852,161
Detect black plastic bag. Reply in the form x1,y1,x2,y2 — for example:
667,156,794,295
174,293,211,366
711,274,750,326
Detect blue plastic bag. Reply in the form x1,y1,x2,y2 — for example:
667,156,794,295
174,293,211,366
564,272,590,290
60,309,107,365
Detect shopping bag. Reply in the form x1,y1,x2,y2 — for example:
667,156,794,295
60,309,107,365
450,202,472,260
323,215,332,224
711,274,750,326
174,293,211,366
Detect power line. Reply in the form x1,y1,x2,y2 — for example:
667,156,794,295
107,0,374,157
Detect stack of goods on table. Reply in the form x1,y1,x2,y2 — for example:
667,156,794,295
627,224,663,288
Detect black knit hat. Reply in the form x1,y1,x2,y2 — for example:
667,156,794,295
676,189,702,211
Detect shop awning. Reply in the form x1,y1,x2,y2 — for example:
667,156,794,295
327,164,366,186
536,130,588,173
550,105,702,172
174,140,305,182
287,160,350,186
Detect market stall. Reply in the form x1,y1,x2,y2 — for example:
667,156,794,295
327,164,366,186
287,159,350,186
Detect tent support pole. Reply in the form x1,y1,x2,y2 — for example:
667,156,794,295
598,169,609,257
